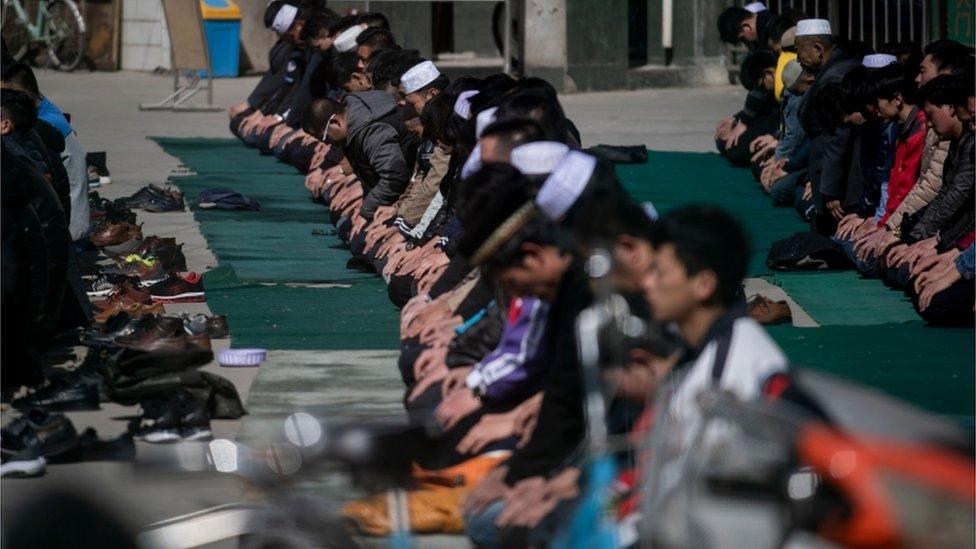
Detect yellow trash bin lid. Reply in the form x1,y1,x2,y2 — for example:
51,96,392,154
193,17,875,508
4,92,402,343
200,0,241,20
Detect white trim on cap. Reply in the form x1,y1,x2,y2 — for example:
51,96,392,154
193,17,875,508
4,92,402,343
862,53,897,68
744,2,766,13
536,151,597,220
454,90,479,120
334,25,364,52
272,4,298,34
476,107,498,139
795,18,832,36
510,141,570,176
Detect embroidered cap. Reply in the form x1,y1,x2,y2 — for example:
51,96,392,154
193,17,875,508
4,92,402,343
453,90,479,120
476,107,498,139
272,4,298,34
862,53,897,68
401,61,441,94
334,25,364,52
536,151,597,220
510,141,570,176
795,19,832,36
460,143,482,180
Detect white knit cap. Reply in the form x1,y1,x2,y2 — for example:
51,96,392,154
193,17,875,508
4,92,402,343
795,19,832,36
334,25,364,53
401,61,441,94
510,141,570,176
862,53,897,68
460,143,482,180
476,107,498,139
744,2,767,13
536,151,597,220
272,4,298,34
453,90,479,120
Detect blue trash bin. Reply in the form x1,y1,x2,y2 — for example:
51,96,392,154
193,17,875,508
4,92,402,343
200,0,241,77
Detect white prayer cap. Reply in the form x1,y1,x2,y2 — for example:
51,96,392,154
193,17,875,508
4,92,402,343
401,61,441,94
642,202,659,221
862,53,897,68
460,143,482,180
334,25,364,52
536,151,597,220
272,4,298,34
780,27,797,48
510,141,570,176
453,90,479,120
781,59,803,88
476,107,498,138
744,2,767,13
795,19,832,37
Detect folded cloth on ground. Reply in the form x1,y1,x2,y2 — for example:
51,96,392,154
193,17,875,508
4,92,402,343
194,187,263,211
583,144,648,164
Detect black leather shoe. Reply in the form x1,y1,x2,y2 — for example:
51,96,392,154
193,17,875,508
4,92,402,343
12,378,100,412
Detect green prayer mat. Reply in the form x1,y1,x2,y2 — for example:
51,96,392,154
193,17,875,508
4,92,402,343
618,151,808,276
202,266,401,350
764,271,921,326
156,138,972,423
768,323,974,426
154,137,401,349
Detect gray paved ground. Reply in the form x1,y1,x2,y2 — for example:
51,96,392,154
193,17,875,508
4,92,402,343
2,69,789,547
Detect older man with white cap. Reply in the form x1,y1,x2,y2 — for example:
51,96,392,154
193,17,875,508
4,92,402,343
794,18,862,233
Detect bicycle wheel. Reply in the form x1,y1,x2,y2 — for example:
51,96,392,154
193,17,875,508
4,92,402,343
1,0,32,62
43,0,86,71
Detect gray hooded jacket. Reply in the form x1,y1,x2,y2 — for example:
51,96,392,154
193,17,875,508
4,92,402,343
344,91,411,220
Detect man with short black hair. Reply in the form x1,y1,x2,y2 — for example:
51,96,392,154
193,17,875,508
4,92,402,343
640,205,788,544
717,3,773,50
355,27,398,71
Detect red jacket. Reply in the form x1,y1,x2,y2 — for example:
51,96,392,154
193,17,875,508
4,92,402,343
879,108,927,227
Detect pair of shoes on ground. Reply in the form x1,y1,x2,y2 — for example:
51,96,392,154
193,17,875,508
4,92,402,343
119,184,185,213
128,389,211,443
1,408,135,478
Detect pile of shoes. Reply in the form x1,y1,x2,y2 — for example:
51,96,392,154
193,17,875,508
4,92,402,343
85,196,206,323
2,178,243,480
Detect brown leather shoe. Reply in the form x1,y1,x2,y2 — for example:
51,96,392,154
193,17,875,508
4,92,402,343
115,316,184,347
91,222,143,247
187,332,212,350
95,301,163,324
747,295,792,325
125,335,189,353
207,315,229,338
92,282,150,311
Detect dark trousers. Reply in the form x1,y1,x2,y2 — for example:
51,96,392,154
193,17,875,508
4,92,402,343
716,110,780,167
911,278,975,327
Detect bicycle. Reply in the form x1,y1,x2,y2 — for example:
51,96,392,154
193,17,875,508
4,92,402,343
2,0,86,71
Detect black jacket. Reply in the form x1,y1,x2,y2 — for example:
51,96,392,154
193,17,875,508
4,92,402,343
505,263,591,485
911,131,974,244
247,39,294,108
344,91,414,219
799,48,860,209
